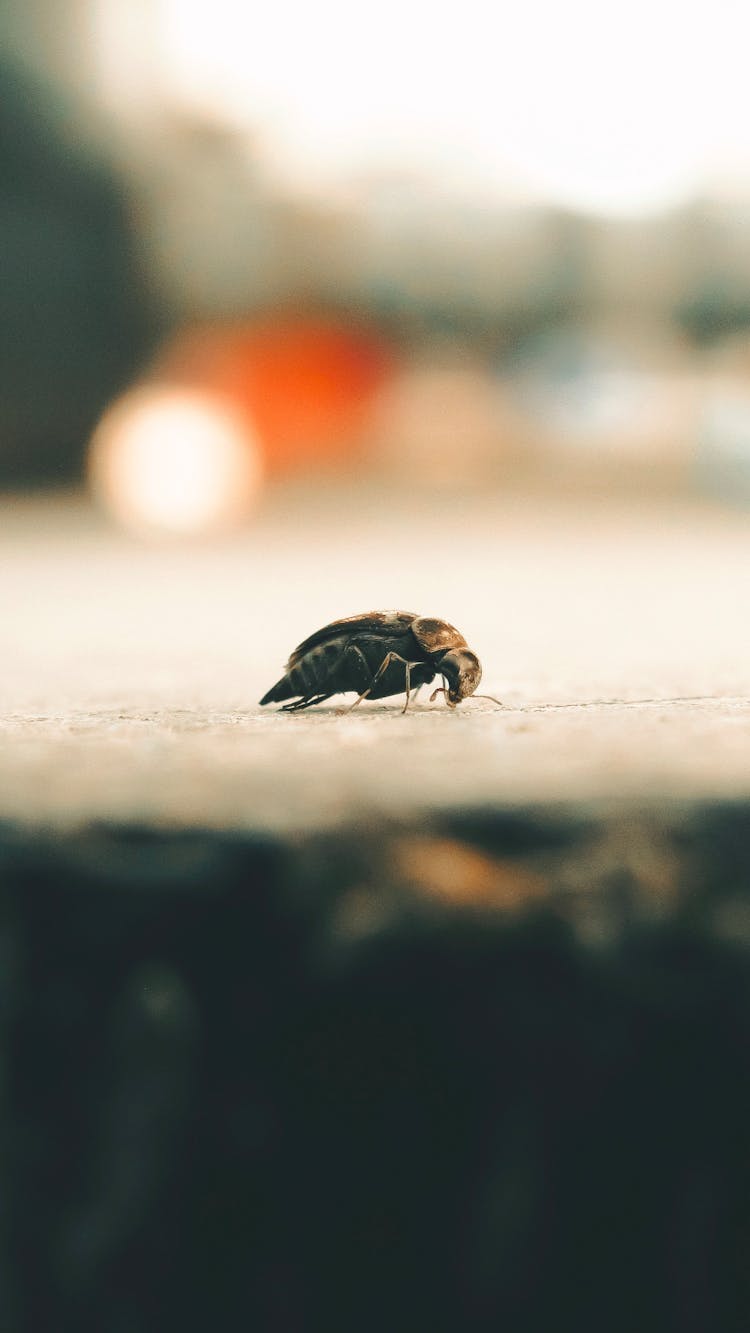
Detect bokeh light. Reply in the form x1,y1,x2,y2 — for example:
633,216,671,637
88,384,263,537
157,318,392,473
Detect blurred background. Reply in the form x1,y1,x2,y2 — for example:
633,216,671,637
6,11,750,1331
5,0,750,527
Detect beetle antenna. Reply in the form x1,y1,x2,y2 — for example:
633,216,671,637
429,687,503,707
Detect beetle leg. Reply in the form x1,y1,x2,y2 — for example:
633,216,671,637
279,697,309,712
280,693,332,712
345,650,412,712
401,659,412,713
345,651,396,712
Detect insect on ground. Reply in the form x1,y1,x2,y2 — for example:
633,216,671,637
260,610,503,714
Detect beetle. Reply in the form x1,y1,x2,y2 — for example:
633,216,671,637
260,610,502,713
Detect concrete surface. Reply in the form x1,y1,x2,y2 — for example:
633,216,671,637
2,483,750,831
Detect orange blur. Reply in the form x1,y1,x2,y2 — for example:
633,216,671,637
156,316,393,473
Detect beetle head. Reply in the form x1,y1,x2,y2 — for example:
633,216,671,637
437,649,482,706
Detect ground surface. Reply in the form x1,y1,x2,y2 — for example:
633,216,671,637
4,484,750,1333
2,482,749,831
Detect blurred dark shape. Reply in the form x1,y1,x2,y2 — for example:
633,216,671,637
678,288,750,346
0,61,157,486
156,316,393,473
3,806,750,1331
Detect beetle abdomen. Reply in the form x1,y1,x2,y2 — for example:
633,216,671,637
259,638,345,704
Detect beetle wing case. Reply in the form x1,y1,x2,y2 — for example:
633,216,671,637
410,617,467,657
286,610,419,669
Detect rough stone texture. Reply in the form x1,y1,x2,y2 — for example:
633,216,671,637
2,486,750,830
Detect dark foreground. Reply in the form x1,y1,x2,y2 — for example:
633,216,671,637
2,801,749,1332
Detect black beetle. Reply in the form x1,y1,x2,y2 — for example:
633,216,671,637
260,610,502,713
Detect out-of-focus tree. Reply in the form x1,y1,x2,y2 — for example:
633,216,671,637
0,59,157,485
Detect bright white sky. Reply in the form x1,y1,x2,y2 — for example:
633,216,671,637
99,0,750,216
